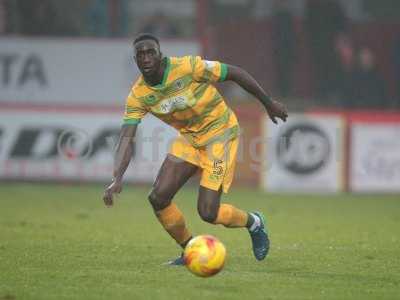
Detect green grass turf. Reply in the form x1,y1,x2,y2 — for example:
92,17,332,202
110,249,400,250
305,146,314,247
0,183,399,300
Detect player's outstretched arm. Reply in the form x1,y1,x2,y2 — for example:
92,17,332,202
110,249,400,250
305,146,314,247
103,124,137,207
225,64,288,124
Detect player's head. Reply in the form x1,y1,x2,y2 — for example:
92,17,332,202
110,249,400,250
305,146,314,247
133,33,162,77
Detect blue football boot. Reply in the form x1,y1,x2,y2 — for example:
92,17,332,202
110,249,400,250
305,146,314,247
164,254,185,266
248,212,270,261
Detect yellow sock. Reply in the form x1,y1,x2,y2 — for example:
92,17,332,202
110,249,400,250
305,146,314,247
155,203,192,247
214,204,249,228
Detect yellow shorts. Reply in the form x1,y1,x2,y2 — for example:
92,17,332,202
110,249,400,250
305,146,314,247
169,136,239,193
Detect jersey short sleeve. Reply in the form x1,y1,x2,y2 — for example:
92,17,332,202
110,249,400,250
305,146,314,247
123,91,148,125
191,56,228,83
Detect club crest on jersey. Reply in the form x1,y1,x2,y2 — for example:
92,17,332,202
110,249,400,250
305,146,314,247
174,79,184,91
144,94,158,105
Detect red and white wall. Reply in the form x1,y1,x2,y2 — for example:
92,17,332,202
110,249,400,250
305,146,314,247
0,38,194,183
1,38,399,192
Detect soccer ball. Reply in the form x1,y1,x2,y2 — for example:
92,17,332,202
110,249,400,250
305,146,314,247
183,235,226,277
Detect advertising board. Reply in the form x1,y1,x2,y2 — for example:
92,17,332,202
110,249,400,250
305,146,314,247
262,114,345,192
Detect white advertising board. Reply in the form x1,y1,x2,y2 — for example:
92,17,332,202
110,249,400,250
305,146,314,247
0,108,177,182
0,37,199,105
350,123,400,192
262,114,344,192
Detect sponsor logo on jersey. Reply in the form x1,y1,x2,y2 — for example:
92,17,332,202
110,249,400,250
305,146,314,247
174,79,184,91
158,95,189,114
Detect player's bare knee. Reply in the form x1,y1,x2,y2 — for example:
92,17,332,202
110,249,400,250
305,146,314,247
148,189,171,211
198,207,218,223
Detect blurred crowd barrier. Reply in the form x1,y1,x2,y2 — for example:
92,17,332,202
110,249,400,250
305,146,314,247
0,0,399,109
0,0,399,192
205,0,400,110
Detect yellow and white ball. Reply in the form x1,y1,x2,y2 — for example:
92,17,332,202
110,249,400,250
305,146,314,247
183,235,226,277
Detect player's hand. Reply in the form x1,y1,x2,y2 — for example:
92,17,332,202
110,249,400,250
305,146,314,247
264,100,288,124
103,178,123,207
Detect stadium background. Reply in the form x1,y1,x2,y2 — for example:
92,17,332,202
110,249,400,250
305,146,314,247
1,1,399,300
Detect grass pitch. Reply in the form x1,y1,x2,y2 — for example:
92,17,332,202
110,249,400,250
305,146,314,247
0,183,399,300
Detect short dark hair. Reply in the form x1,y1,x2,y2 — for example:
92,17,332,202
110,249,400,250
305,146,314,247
133,33,159,46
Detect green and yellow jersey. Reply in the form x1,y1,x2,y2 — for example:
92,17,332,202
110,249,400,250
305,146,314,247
123,56,239,147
